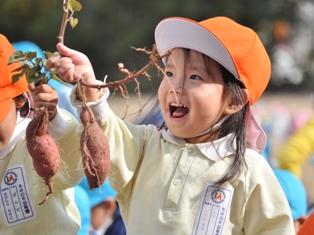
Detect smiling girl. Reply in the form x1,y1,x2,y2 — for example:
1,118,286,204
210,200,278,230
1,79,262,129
46,16,294,235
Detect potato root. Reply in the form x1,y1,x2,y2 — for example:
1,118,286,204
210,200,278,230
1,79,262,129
80,104,110,190
26,108,60,205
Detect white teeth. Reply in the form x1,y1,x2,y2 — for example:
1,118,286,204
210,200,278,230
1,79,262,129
170,103,186,108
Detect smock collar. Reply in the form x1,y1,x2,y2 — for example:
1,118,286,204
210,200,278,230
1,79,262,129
161,130,237,161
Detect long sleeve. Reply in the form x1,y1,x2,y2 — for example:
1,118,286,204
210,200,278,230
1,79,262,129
53,109,85,188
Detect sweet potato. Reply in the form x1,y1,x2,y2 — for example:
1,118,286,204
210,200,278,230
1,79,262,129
26,108,60,205
80,104,110,190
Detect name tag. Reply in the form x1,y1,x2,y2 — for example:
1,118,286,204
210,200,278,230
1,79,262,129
0,165,37,227
193,183,233,235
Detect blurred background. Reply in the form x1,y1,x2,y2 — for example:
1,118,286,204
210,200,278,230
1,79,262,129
2,0,314,91
2,0,314,210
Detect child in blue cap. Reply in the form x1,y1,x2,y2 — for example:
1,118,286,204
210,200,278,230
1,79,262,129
79,177,126,235
273,169,307,234
74,185,93,235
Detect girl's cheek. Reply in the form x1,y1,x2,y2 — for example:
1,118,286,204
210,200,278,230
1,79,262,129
158,78,168,96
157,81,168,112
157,85,164,101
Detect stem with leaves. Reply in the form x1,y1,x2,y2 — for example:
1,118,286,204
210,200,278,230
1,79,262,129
58,0,81,44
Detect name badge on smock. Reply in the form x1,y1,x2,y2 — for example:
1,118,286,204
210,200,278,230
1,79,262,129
0,165,37,227
193,183,234,235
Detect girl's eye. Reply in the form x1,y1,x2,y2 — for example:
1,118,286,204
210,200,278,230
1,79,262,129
190,74,202,80
165,71,173,77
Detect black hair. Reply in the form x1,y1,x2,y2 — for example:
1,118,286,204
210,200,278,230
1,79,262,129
199,51,248,185
215,65,248,185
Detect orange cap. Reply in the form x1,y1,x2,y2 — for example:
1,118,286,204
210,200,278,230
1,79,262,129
0,34,28,122
155,17,271,105
155,16,270,153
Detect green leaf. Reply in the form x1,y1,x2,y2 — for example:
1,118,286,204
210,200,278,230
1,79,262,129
44,51,59,59
25,51,37,60
11,72,25,84
10,50,24,59
70,17,79,29
42,58,47,66
50,74,71,87
43,76,50,84
8,51,28,64
11,65,25,73
35,57,43,65
25,66,44,84
68,0,82,12
11,64,30,84
68,0,73,11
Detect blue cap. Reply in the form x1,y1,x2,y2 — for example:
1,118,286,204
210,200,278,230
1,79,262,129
273,169,307,220
79,177,116,208
12,40,46,59
74,185,91,235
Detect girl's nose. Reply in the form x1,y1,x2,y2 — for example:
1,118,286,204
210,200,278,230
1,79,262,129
170,78,185,95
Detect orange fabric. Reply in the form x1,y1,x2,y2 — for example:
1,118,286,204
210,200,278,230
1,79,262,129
198,17,270,105
0,34,28,122
298,212,314,235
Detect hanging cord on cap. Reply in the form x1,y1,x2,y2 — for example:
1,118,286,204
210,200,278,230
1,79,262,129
191,115,230,138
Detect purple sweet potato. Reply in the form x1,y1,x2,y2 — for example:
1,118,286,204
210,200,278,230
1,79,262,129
26,108,60,205
80,104,110,190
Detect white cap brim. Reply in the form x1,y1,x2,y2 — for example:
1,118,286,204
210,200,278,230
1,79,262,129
155,18,240,81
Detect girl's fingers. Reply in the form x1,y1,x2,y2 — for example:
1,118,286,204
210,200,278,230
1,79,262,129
55,62,76,83
45,54,61,70
56,43,78,58
33,93,58,104
32,85,58,107
47,43,96,83
45,45,76,80
32,84,55,96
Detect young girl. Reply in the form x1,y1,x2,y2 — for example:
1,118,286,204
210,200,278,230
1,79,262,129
46,16,295,234
0,34,85,234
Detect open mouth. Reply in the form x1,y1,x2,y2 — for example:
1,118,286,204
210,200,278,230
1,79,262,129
169,103,189,118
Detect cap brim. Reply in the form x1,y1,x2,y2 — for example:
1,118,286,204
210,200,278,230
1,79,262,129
155,17,239,81
0,98,12,122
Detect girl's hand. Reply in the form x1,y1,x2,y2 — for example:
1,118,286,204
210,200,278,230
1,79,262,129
28,83,58,121
45,43,99,102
